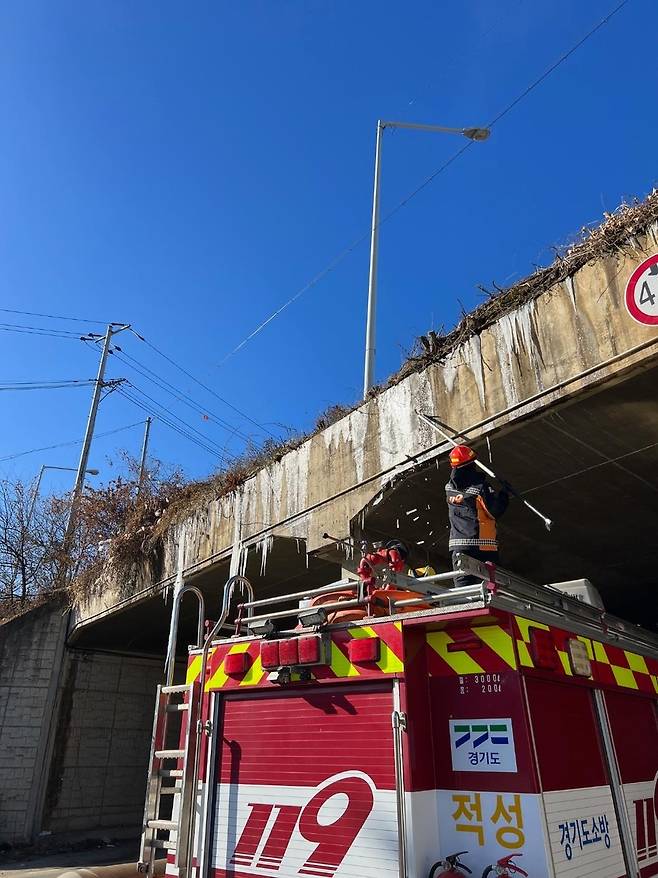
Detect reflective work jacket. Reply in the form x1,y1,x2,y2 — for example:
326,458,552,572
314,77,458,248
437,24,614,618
445,466,509,553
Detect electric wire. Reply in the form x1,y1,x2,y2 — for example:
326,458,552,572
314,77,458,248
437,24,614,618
215,0,632,367
78,336,243,464
0,307,108,325
138,336,276,438
0,380,96,391
109,349,253,444
0,323,87,340
123,382,240,463
0,421,145,463
116,387,231,463
522,438,658,496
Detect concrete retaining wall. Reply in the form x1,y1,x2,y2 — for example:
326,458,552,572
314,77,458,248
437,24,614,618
42,651,163,834
0,600,68,843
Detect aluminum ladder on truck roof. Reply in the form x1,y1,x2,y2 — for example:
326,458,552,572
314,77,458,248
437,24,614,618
138,584,205,876
388,553,658,660
138,575,255,877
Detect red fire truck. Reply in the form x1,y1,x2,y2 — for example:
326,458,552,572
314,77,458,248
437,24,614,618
138,553,658,878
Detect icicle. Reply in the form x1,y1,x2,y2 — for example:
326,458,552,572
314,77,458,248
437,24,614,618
258,534,274,577
229,489,244,578
463,335,486,406
564,275,577,310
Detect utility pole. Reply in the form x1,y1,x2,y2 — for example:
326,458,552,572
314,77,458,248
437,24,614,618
60,323,130,578
136,417,152,496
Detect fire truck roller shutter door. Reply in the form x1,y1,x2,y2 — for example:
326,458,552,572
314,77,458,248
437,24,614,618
525,678,628,878
209,684,400,878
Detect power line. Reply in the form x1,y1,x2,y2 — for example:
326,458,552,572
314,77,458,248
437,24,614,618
0,421,145,463
78,335,245,463
119,383,238,461
117,387,231,463
0,323,87,340
0,380,96,392
109,349,253,444
124,381,240,463
138,335,276,438
215,0,632,367
0,307,108,325
522,438,658,495
486,0,630,130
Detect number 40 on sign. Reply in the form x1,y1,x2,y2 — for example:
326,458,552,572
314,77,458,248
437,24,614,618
625,254,658,325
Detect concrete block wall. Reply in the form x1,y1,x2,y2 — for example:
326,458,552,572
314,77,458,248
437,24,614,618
43,651,164,833
0,600,68,843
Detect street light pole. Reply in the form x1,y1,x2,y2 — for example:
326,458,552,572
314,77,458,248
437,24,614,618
362,119,490,398
363,120,384,399
27,465,99,530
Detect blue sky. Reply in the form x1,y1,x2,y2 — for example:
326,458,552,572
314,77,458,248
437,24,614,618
0,0,655,494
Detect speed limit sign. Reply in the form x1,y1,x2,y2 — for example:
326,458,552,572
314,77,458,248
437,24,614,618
625,253,658,325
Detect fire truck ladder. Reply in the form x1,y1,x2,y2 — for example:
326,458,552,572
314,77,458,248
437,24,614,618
138,575,255,877
138,584,205,875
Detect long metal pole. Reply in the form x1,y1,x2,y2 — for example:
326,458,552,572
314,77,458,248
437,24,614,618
60,324,127,575
26,465,47,531
363,120,384,398
136,416,152,496
417,411,553,531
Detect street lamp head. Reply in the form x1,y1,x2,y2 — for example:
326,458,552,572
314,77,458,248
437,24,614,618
86,469,100,476
462,127,491,142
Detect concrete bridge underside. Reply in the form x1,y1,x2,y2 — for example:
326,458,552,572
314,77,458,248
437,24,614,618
71,353,658,661
70,221,658,656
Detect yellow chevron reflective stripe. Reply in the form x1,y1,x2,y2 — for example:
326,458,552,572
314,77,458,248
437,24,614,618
517,640,533,668
186,655,203,685
612,665,639,689
477,626,517,669
556,650,572,676
205,642,251,690
593,641,610,664
626,651,649,675
240,655,264,687
349,626,373,639
427,631,485,675
515,616,550,642
330,641,360,677
349,625,403,673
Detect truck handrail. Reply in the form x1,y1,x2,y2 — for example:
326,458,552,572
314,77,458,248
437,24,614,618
164,584,205,688
183,574,254,876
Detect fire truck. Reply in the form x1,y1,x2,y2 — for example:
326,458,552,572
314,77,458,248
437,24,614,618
137,550,658,878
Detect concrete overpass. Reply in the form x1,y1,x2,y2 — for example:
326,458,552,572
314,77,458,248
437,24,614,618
71,196,658,651
2,195,658,845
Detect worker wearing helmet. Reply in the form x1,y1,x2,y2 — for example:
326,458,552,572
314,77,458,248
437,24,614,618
446,445,509,587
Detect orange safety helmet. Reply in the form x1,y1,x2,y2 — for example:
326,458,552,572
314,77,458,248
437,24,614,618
449,444,477,467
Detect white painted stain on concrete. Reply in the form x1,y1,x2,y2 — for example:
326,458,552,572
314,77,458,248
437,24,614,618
441,355,460,395
494,311,519,405
376,375,418,472
322,408,370,483
463,334,486,406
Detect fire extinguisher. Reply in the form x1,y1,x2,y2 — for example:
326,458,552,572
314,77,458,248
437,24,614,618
481,854,528,877
428,851,472,877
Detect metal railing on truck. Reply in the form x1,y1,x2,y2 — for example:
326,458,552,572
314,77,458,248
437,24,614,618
138,555,658,876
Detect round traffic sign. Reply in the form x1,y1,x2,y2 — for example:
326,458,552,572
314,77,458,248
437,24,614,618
625,253,658,325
